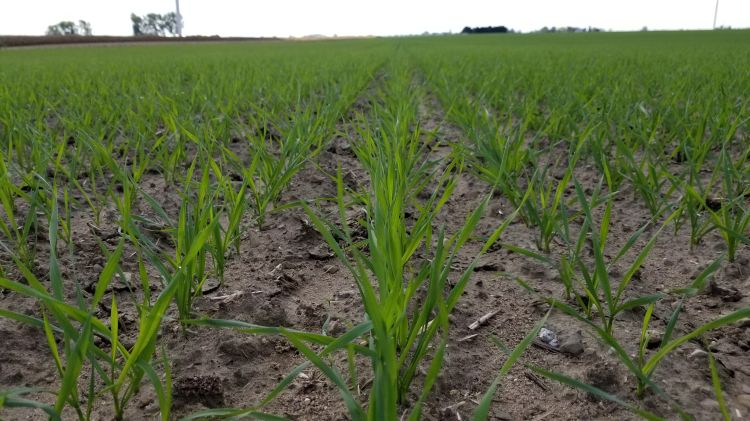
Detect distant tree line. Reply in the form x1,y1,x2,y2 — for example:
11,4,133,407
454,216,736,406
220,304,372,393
46,20,92,36
131,13,178,36
461,26,509,34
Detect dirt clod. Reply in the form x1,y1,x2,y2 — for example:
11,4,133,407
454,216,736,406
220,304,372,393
559,330,585,356
174,375,225,408
584,362,620,399
308,244,334,260
218,337,264,360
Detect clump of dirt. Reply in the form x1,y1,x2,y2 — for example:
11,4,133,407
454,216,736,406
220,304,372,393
174,374,225,408
584,361,622,400
218,337,266,361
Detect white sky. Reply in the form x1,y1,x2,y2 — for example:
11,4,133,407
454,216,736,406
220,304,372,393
1,0,748,37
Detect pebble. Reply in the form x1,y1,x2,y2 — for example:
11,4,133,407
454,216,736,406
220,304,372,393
539,327,560,348
308,244,334,260
113,272,134,290
323,265,339,274
700,398,719,409
334,290,356,299
737,394,750,409
326,320,347,337
687,349,708,360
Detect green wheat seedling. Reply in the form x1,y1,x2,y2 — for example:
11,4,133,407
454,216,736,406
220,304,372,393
131,156,224,323
429,70,531,211
301,119,520,418
516,166,572,253
186,190,518,421
588,139,627,194
516,180,676,334
517,131,587,252
45,140,82,249
465,112,530,211
72,170,107,226
706,344,732,421
0,152,38,268
523,257,747,416
169,160,221,323
242,114,321,229
0,202,180,421
183,64,523,419
322,79,462,417
687,146,750,261
210,158,249,258
240,73,368,228
675,106,746,188
616,140,676,219
0,388,61,421
670,176,716,248
567,181,679,334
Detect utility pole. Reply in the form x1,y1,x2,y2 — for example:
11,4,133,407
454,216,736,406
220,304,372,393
175,0,183,37
713,0,719,29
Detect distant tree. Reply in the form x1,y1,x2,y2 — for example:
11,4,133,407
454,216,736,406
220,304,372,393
461,25,509,34
46,21,75,36
144,13,162,34
131,14,143,35
46,20,92,36
78,20,92,36
131,12,178,36
159,13,178,36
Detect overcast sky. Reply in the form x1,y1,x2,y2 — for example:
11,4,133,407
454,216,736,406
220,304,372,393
1,0,748,37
